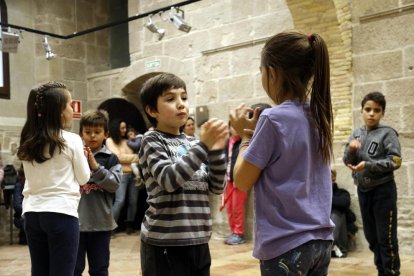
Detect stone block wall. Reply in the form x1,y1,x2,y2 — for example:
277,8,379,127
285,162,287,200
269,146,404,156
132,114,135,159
0,0,110,245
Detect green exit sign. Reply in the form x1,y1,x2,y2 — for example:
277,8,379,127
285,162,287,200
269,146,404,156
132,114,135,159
145,59,161,70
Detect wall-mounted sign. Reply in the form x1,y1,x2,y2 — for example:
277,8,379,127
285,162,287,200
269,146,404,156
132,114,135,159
145,59,161,70
71,100,82,119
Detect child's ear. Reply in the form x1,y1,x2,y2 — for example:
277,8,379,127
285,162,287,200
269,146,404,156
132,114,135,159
104,131,109,138
145,105,158,119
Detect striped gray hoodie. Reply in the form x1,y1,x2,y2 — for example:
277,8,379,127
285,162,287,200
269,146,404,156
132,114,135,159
138,130,226,246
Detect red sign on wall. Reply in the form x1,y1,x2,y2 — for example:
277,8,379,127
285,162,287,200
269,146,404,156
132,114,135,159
71,100,82,119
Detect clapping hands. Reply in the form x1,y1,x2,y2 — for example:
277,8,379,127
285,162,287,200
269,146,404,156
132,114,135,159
199,118,228,150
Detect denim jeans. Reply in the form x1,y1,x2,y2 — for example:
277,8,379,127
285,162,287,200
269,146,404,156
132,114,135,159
358,180,400,276
74,231,111,276
260,240,332,276
24,212,80,276
112,173,138,222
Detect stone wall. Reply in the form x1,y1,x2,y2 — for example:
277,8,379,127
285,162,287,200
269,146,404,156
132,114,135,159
0,0,110,245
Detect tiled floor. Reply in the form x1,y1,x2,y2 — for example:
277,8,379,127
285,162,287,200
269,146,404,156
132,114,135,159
0,232,413,275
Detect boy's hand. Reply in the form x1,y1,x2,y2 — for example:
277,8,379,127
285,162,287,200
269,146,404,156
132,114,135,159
348,138,361,152
84,146,99,171
199,118,229,150
347,161,365,172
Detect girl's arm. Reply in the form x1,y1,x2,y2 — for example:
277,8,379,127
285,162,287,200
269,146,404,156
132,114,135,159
72,135,91,185
233,139,262,192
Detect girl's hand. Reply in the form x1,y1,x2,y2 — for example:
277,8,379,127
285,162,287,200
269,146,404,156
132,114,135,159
229,104,260,139
199,118,229,150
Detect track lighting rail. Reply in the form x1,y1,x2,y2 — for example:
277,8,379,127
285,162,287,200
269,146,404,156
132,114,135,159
0,0,200,40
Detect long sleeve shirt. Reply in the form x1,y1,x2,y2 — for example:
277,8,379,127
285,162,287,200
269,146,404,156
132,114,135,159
343,125,402,191
138,130,227,246
78,145,122,231
22,130,90,218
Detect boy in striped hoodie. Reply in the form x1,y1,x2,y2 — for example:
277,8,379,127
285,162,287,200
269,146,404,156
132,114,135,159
138,73,228,276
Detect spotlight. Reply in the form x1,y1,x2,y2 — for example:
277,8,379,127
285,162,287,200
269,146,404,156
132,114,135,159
168,7,191,33
42,36,56,60
0,28,20,53
145,15,165,41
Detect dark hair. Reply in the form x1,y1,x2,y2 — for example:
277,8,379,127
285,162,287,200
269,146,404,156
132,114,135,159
140,73,186,127
180,116,195,133
249,103,272,119
108,118,126,144
361,91,386,111
79,109,109,133
17,82,70,163
261,32,333,164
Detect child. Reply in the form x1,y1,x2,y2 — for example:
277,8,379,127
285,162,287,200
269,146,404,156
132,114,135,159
126,127,144,154
223,103,271,246
17,81,90,276
75,110,122,276
343,91,401,275
229,32,335,275
13,164,27,245
138,73,228,276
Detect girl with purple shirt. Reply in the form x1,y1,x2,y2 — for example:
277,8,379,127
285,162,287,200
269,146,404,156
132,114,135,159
230,32,335,275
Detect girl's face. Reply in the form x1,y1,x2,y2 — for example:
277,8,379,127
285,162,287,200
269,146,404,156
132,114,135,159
119,122,127,137
183,119,195,136
61,91,73,129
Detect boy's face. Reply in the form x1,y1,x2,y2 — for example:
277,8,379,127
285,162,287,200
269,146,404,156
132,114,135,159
147,88,188,135
361,100,384,129
81,125,108,152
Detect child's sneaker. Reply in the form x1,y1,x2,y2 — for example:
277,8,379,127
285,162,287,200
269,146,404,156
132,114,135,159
225,234,245,245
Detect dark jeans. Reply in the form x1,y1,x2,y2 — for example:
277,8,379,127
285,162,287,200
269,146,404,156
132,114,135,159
358,180,400,276
24,212,80,276
260,240,332,276
140,240,211,276
74,231,111,276
331,210,348,252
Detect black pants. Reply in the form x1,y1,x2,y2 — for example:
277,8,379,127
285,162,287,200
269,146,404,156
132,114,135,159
358,180,400,276
140,240,211,276
331,210,348,252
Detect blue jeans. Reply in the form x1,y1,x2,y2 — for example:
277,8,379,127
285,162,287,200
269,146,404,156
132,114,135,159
24,212,80,276
260,240,332,276
75,231,111,276
112,174,138,223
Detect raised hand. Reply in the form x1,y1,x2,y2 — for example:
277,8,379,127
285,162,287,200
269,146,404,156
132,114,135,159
84,146,99,171
229,103,260,139
348,138,361,152
199,118,229,150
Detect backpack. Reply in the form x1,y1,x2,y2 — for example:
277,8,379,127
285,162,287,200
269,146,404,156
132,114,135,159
1,164,17,190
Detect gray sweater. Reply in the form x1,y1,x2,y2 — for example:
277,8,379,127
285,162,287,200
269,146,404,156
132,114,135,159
78,145,122,231
343,125,402,192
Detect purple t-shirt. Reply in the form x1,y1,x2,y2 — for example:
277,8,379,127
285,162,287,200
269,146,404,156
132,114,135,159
243,100,334,260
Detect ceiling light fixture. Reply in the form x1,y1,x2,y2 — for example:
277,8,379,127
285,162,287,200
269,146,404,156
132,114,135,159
0,28,20,53
145,15,165,41
168,7,191,33
42,36,56,60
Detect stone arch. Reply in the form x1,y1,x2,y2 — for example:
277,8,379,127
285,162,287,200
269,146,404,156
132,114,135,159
286,0,353,141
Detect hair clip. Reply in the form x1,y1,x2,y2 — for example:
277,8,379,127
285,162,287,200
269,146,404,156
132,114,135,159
307,34,314,42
